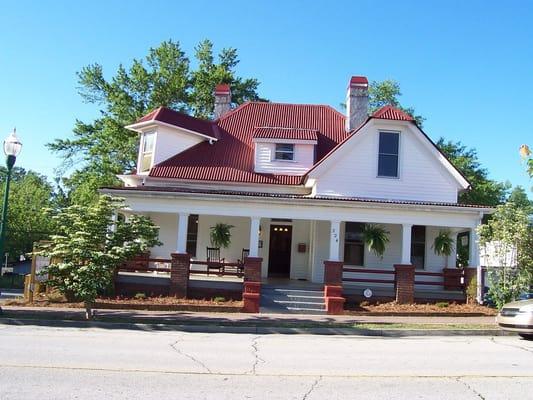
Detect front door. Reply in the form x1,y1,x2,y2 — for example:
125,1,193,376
268,225,292,277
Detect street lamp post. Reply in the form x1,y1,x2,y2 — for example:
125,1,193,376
0,129,22,275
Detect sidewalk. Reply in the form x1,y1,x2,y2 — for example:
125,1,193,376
0,305,502,337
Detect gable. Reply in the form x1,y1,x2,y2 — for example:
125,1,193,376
307,119,469,203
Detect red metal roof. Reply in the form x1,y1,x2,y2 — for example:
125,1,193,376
149,102,347,184
372,105,414,121
252,127,318,141
104,186,491,209
135,107,217,139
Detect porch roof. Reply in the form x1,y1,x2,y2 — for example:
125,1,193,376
101,186,493,212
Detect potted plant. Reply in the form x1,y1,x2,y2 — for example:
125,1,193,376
362,224,390,258
432,230,454,268
210,223,234,249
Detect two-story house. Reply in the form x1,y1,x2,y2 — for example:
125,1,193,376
103,76,491,309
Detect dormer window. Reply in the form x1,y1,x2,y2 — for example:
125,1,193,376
275,143,295,161
140,132,155,173
378,131,399,178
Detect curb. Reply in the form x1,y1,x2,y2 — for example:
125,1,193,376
0,316,511,337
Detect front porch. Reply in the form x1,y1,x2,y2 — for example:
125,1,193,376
114,209,483,312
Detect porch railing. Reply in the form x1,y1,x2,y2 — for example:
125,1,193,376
118,258,171,273
342,267,395,285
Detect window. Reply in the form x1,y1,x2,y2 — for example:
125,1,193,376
140,132,155,172
411,225,426,269
186,214,199,257
274,143,294,161
344,222,365,266
378,132,399,177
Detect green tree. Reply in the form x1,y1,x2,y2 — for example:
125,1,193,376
507,186,533,213
368,80,425,126
0,168,54,262
436,139,509,206
39,195,161,319
49,39,263,204
478,202,533,308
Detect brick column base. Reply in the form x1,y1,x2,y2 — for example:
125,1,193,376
244,257,262,282
463,267,477,304
242,281,261,313
394,264,415,304
443,267,463,291
324,260,344,286
324,285,345,315
170,253,190,298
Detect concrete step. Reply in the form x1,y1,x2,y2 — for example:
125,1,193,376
260,285,326,315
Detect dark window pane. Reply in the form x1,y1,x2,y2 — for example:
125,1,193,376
344,243,364,265
379,132,399,154
344,222,365,265
275,143,294,161
276,143,294,152
378,154,398,177
275,151,294,160
186,214,198,257
410,225,426,269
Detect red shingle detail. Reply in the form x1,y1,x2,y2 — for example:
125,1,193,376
372,105,415,121
149,102,347,184
136,107,217,139
349,76,368,85
215,83,231,94
252,127,318,141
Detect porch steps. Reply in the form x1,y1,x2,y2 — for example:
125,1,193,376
260,286,326,315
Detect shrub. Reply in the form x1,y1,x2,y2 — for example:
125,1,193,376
213,296,226,303
46,291,66,303
134,292,147,300
436,302,449,308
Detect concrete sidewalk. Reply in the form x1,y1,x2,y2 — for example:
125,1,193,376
0,305,496,326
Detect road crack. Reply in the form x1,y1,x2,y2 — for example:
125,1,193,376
247,336,265,375
454,377,485,400
170,335,212,374
302,376,322,400
489,337,533,354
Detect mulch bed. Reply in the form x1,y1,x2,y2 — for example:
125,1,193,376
344,301,497,316
5,294,243,313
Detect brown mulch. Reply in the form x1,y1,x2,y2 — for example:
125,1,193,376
345,301,497,316
5,293,243,313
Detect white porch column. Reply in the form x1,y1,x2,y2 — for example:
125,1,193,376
469,227,480,267
329,220,341,261
176,212,189,253
249,217,261,257
401,223,413,264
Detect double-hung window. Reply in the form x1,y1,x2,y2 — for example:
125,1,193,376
411,225,426,269
378,132,399,178
275,143,294,161
186,214,199,257
140,132,155,172
344,222,365,266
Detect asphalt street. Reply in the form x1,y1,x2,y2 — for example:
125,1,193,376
0,323,531,399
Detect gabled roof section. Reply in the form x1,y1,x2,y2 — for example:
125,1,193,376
372,105,415,121
126,106,218,140
252,127,318,141
148,102,348,184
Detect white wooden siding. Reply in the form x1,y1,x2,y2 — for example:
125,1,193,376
254,142,315,175
312,121,460,203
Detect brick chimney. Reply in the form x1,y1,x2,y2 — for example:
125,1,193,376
213,84,231,119
345,76,369,131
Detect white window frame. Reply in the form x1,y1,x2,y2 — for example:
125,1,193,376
274,143,295,162
139,131,156,173
376,130,401,179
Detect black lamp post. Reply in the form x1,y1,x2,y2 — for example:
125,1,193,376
0,129,22,274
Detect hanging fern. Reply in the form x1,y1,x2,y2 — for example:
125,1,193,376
432,230,454,268
362,224,390,258
210,223,234,249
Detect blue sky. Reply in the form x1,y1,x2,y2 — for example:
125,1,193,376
0,0,532,196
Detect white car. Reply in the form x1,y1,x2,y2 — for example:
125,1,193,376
496,299,533,340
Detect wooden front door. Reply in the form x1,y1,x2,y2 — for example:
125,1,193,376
268,225,292,277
